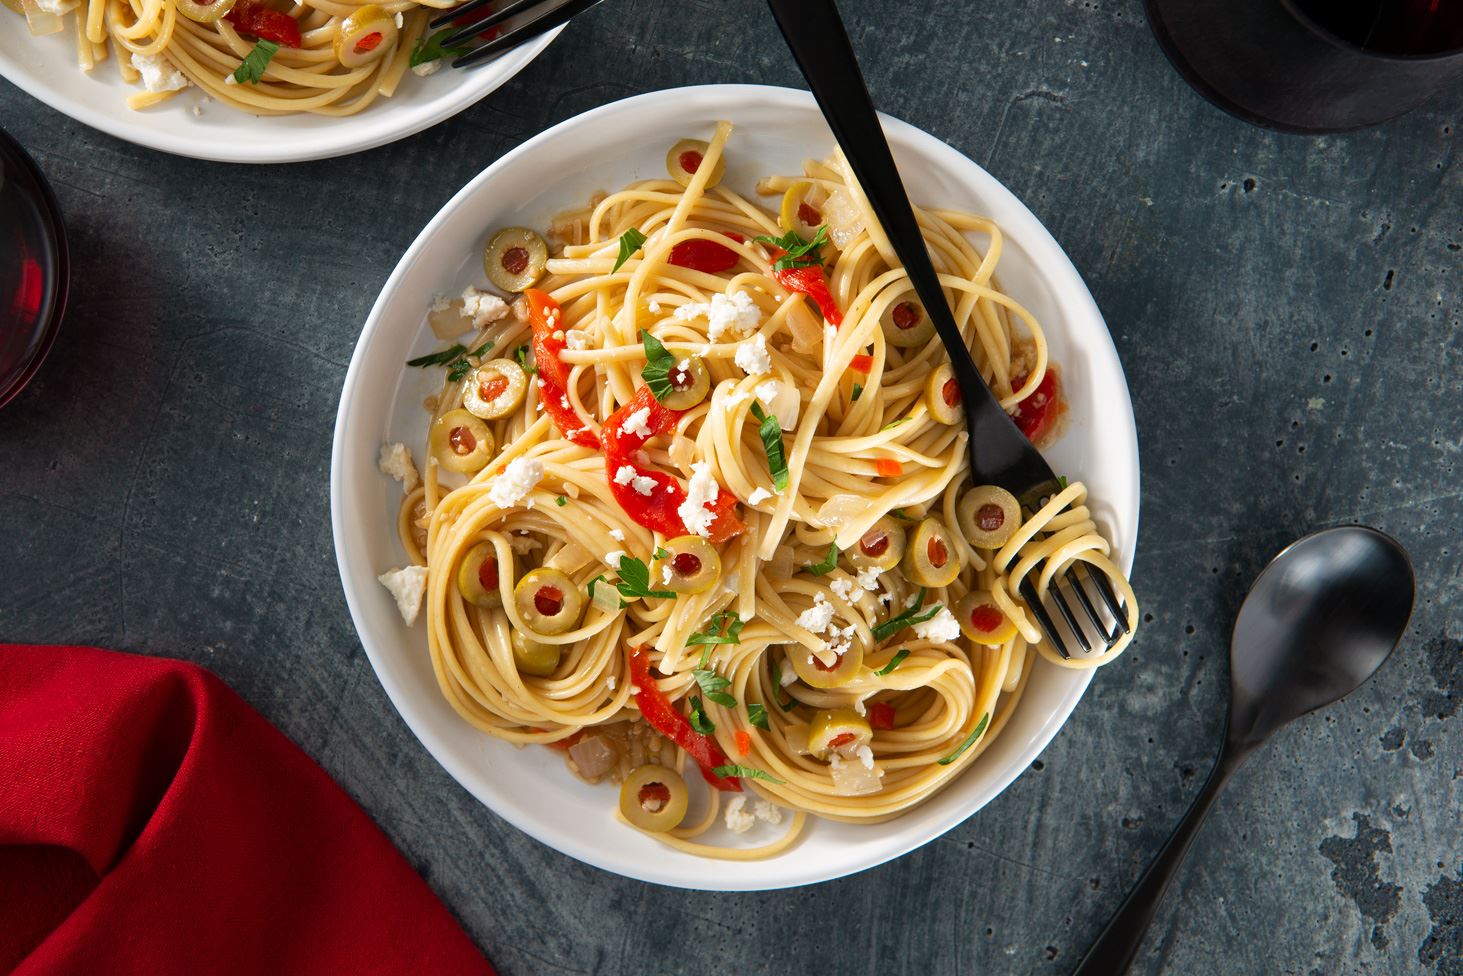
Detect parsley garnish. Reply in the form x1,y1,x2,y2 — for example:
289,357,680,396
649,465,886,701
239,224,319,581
874,649,910,676
687,610,743,646
407,344,467,368
750,402,789,493
653,546,670,560
1057,475,1069,490
515,344,535,376
692,666,736,708
747,702,770,731
769,659,797,712
851,383,863,402
871,588,943,642
612,228,647,273
554,495,567,507
639,331,677,402
586,575,627,610
712,763,785,784
889,508,912,521
754,225,830,271
881,417,910,431
233,40,279,85
610,554,675,601
447,340,494,382
410,26,465,67
936,712,990,765
805,543,838,577
688,695,715,735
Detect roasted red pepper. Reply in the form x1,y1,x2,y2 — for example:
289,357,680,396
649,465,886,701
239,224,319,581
767,248,842,326
868,701,896,731
669,237,741,274
524,289,601,450
627,646,741,791
1008,369,1065,445
602,385,744,544
224,0,302,47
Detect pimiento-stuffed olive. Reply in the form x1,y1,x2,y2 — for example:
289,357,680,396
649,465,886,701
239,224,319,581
665,139,725,189
511,630,561,676
483,227,548,293
176,0,235,23
619,765,689,832
429,409,494,473
954,591,1018,646
513,567,584,636
778,181,825,240
880,294,935,348
334,5,397,68
791,640,864,689
652,536,720,594
657,356,710,410
463,359,528,420
457,542,503,608
902,517,961,588
806,708,873,758
957,484,1021,550
925,362,962,425
847,516,907,572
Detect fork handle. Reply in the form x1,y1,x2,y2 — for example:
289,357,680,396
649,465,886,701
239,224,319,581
764,0,1057,497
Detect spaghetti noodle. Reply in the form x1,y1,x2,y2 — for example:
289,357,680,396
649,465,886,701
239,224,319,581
383,121,1139,857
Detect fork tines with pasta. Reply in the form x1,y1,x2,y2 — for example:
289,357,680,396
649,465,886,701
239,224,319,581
6,0,483,114
373,121,1140,859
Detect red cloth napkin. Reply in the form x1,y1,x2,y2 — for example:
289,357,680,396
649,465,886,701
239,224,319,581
0,644,495,976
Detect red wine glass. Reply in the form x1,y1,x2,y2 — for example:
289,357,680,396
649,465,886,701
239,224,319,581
1,127,68,409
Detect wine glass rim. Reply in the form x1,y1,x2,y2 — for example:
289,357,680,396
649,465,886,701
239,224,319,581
1279,0,1463,63
0,125,69,410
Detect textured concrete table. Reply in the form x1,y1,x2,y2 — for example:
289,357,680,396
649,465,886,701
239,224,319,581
2,1,1459,973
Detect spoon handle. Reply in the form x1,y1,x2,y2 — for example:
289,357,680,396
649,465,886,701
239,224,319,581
1071,748,1247,976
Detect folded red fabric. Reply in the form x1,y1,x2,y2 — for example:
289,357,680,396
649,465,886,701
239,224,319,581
0,644,495,976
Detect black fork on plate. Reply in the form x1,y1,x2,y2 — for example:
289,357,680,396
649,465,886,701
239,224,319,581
430,0,608,69
765,0,1131,659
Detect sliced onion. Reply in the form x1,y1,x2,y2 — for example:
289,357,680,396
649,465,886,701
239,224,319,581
590,577,622,615
821,188,865,249
545,541,592,576
568,734,620,779
769,380,800,431
816,493,877,532
766,545,795,579
784,723,811,756
428,298,471,339
667,434,696,473
783,299,823,355
830,755,883,795
19,0,65,35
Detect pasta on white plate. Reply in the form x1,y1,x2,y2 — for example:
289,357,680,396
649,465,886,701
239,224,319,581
4,0,477,114
376,121,1139,859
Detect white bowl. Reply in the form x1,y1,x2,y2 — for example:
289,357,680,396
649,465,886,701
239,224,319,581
0,22,559,163
331,84,1140,890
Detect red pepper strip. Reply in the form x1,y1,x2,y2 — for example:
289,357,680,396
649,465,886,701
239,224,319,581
524,289,601,450
669,238,741,274
627,646,741,792
602,386,745,544
767,247,843,326
868,701,896,731
850,354,873,374
224,0,302,47
1008,369,1065,444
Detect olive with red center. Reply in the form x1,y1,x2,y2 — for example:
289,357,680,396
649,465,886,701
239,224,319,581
954,591,1018,645
902,517,962,588
618,765,689,832
457,542,504,608
924,362,963,424
956,484,1021,550
880,294,935,348
790,636,866,690
175,0,236,22
652,536,720,594
778,181,826,240
657,356,710,410
483,227,547,292
847,516,907,572
429,409,494,473
665,139,725,189
807,708,873,759
512,567,584,636
462,359,527,420
510,630,560,677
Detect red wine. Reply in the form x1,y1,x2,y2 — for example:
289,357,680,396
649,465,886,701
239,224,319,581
1292,0,1463,55
0,131,67,408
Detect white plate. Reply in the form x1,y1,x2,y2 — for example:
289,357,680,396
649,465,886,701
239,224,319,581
331,84,1141,890
0,21,559,163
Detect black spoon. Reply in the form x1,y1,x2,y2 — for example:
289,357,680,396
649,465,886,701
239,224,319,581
1073,526,1415,975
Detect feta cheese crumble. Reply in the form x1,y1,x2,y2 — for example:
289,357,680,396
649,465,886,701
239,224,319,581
674,290,761,342
723,388,751,408
746,487,773,506
132,53,189,93
795,593,836,635
753,380,781,406
565,329,591,350
677,461,720,537
724,795,755,834
377,442,420,494
411,59,442,78
829,577,856,602
733,333,771,376
461,286,509,328
754,800,784,825
620,406,653,438
604,550,626,569
608,527,624,542
377,566,428,625
913,607,962,643
613,463,657,496
488,456,543,509
855,566,884,592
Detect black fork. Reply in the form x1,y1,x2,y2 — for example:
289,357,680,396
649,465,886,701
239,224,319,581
766,0,1130,660
430,0,608,69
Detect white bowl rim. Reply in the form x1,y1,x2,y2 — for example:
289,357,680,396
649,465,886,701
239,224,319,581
0,28,559,164
330,83,1140,890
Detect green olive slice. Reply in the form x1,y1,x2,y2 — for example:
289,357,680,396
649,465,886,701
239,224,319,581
790,640,864,690
902,517,961,588
847,516,906,572
176,0,235,23
665,139,725,189
483,227,548,293
956,484,1021,550
657,356,710,410
512,567,584,636
457,542,503,608
806,708,872,758
619,765,689,832
925,362,962,425
880,294,936,348
652,536,720,594
511,630,561,676
429,409,494,473
954,591,1018,646
463,359,528,420
778,180,824,239
333,4,397,68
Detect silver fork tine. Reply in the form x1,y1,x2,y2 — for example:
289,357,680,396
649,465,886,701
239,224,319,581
431,0,535,32
1019,578,1072,659
1065,566,1117,647
450,0,607,68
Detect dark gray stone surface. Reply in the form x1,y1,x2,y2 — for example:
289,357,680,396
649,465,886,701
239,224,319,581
2,1,1459,973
